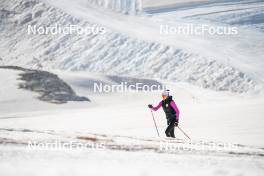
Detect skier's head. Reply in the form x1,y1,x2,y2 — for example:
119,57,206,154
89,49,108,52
162,89,170,100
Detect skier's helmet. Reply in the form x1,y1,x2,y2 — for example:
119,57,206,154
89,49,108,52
162,89,170,98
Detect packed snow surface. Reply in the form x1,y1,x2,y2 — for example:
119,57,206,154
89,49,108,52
0,68,264,176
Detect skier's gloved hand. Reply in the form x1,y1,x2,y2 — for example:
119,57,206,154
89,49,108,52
148,104,153,109
174,121,179,127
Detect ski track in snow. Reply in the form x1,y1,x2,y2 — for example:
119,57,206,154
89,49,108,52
1,127,264,157
0,127,264,176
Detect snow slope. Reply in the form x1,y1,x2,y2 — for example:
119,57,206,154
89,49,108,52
0,122,264,176
0,145,263,176
1,1,264,175
0,0,263,94
0,67,91,114
0,68,264,176
0,66,89,103
1,68,264,147
149,0,264,32
143,0,211,12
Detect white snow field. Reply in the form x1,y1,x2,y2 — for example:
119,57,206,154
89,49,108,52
1,0,264,175
0,67,264,176
1,0,264,93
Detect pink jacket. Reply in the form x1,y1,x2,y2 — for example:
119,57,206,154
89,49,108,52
152,100,180,121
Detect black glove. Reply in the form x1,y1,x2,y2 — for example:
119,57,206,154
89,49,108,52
148,104,153,108
175,121,179,127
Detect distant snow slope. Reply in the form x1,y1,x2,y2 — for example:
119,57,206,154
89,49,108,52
142,0,210,11
150,0,264,32
0,0,263,94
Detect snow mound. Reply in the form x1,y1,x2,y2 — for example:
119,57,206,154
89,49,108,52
0,66,90,104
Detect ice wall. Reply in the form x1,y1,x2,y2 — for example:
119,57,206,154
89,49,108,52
87,0,142,14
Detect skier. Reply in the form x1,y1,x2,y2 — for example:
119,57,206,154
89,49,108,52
148,90,180,138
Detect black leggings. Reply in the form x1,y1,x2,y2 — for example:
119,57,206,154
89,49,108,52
165,119,176,138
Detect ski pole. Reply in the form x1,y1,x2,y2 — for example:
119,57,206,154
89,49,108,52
177,126,191,140
150,109,160,137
